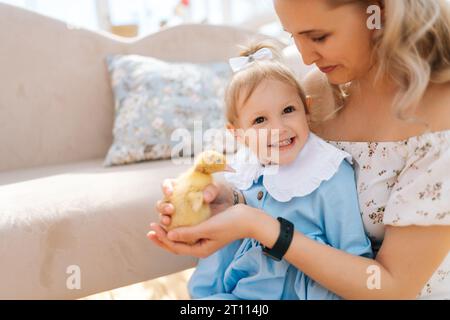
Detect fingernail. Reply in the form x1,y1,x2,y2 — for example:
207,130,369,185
204,191,212,201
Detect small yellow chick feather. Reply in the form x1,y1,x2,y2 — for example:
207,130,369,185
165,150,231,232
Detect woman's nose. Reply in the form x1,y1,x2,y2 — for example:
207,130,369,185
295,39,320,66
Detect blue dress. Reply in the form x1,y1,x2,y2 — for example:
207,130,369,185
188,133,373,300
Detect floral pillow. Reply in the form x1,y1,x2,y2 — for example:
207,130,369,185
104,54,232,166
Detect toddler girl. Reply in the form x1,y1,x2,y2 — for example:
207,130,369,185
188,41,373,300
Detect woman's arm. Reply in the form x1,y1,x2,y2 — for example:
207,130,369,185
152,204,450,299
253,210,450,299
149,181,450,299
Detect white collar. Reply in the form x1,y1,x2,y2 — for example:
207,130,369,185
224,133,353,202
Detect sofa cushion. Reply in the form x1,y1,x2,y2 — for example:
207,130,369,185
0,159,198,299
104,54,233,166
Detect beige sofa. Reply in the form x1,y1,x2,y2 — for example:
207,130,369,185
0,4,317,299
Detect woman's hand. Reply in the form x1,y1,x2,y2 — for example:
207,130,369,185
147,204,261,258
154,179,238,229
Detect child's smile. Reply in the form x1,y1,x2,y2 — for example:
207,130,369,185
266,134,300,165
269,136,296,149
229,78,310,166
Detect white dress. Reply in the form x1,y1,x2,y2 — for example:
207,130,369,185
328,130,450,300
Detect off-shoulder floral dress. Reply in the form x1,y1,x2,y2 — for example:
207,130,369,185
328,130,450,300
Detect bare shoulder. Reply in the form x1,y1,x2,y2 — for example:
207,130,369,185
418,82,450,131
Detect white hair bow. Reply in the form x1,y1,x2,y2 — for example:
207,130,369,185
228,47,273,73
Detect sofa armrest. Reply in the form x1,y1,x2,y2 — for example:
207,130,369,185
0,159,197,299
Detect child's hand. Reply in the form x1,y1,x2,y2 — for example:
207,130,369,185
147,204,261,258
154,179,237,228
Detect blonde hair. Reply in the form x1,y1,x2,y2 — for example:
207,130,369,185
326,0,450,122
225,40,308,125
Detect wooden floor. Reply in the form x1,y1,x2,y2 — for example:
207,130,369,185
82,268,195,300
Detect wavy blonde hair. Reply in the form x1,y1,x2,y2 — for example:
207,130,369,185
326,0,450,122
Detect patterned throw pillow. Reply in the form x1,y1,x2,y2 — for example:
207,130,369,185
104,54,232,166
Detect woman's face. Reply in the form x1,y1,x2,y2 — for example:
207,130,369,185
274,0,376,84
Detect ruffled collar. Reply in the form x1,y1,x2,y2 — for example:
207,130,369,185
224,132,353,202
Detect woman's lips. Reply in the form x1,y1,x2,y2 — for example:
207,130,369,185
319,65,337,74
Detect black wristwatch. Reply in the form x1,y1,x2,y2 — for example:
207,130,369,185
262,217,294,261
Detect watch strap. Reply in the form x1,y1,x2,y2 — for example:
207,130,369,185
262,217,294,261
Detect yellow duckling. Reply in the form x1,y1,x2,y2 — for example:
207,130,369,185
164,150,233,231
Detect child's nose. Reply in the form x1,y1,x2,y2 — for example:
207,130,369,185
269,122,288,137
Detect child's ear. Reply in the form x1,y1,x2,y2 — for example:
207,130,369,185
306,96,313,112
306,113,312,124
303,96,312,122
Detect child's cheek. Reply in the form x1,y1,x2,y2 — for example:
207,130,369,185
294,115,310,144
247,136,271,165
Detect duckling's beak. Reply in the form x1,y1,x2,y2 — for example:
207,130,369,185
223,165,236,173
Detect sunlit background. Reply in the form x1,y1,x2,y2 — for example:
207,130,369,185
0,0,286,39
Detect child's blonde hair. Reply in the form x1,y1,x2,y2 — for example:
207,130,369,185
225,40,308,126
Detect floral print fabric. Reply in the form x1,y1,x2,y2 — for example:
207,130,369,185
104,54,231,166
328,130,450,299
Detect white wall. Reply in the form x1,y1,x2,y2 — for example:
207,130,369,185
0,0,282,38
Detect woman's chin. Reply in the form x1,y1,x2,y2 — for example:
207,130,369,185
323,70,353,85
325,74,350,85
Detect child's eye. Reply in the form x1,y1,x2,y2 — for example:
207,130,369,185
253,117,266,125
312,35,328,43
283,106,296,114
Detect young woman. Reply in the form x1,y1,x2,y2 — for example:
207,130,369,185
149,0,450,299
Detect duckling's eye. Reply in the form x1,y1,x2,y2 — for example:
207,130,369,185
283,106,296,114
253,116,266,125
